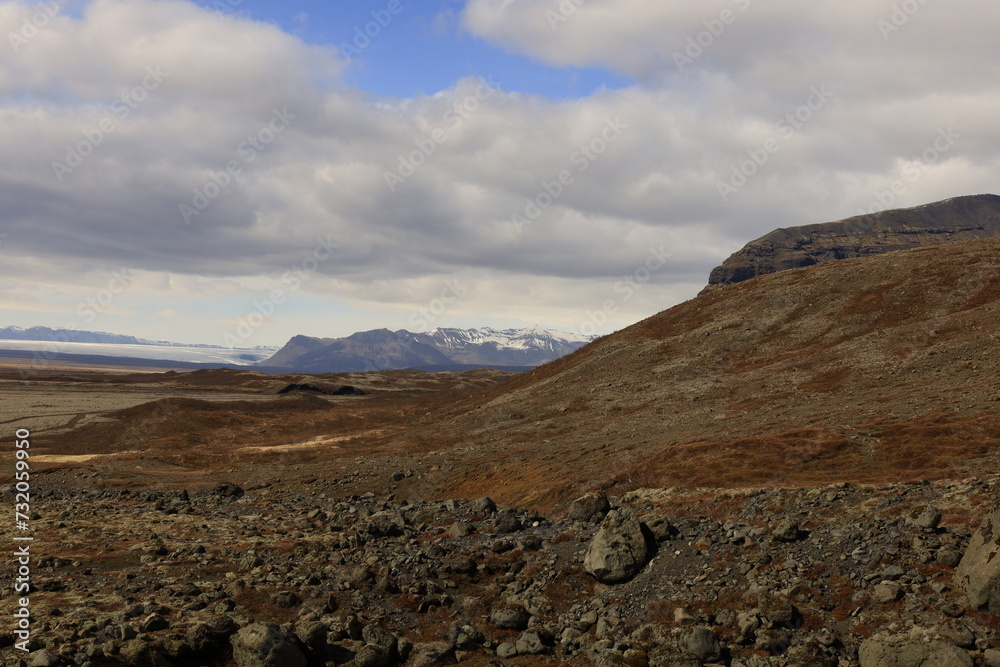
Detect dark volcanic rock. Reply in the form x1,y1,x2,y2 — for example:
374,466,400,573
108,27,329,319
699,194,1000,295
277,383,365,396
567,491,611,524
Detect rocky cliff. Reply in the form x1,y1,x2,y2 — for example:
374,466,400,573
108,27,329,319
700,194,1000,295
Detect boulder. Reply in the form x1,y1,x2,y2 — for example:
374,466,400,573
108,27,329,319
858,637,972,667
515,630,548,655
957,506,1000,611
772,519,802,542
491,606,530,631
473,497,497,514
28,652,61,667
913,505,943,530
583,507,652,584
212,482,245,499
682,626,721,663
567,491,611,524
492,508,523,534
231,623,307,667
873,581,903,604
118,641,172,667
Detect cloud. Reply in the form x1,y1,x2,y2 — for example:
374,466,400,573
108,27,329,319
2,0,1000,341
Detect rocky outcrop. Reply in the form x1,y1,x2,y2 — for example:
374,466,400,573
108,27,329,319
700,194,1000,294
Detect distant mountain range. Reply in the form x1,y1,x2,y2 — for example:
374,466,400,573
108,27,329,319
0,325,593,372
0,326,271,351
0,326,174,346
261,326,596,372
0,326,278,367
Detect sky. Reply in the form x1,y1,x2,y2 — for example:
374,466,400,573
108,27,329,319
1,0,999,347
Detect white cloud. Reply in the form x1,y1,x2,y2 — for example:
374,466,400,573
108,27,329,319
2,0,1000,343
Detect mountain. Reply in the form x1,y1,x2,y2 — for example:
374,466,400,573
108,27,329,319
383,235,1000,508
261,326,595,372
699,193,1000,295
262,329,454,372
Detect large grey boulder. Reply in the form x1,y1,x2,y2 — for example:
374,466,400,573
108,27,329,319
231,623,307,667
858,637,972,667
682,626,722,663
583,507,652,584
491,606,530,630
957,506,1000,610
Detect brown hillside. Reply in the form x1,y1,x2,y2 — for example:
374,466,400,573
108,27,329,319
19,238,1000,517
393,236,1000,509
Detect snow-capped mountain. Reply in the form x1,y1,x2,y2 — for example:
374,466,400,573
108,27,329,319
261,326,596,372
424,325,592,350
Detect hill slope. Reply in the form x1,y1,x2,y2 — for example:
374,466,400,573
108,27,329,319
700,193,1000,294
394,236,1000,508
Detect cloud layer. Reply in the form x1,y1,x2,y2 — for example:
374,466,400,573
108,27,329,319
2,0,1000,343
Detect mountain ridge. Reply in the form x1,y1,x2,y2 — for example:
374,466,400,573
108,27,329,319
262,326,596,372
700,193,1000,294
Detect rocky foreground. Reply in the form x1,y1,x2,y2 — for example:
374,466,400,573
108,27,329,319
5,477,1000,667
